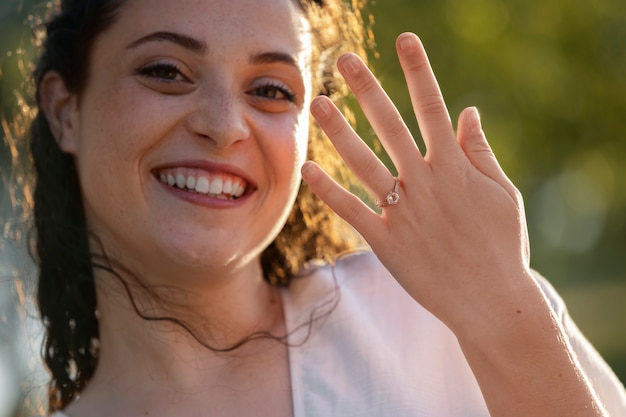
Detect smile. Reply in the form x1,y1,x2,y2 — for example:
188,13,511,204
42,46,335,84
156,168,248,200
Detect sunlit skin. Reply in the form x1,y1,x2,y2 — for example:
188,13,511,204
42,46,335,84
52,0,312,289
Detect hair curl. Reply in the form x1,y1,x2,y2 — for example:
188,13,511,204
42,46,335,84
23,0,373,411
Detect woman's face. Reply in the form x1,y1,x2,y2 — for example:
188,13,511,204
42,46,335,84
60,0,313,281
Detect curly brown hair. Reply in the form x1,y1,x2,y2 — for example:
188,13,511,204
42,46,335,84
21,0,373,411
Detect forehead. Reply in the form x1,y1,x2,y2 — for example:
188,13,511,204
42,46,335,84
110,0,311,56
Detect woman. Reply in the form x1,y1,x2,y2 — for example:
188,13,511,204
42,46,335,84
24,0,626,415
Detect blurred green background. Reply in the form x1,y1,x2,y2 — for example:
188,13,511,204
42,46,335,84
1,0,625,415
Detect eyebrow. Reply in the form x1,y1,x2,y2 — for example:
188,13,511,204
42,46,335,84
250,52,298,68
126,31,207,54
127,31,300,69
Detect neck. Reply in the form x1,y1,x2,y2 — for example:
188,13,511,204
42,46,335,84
90,258,286,389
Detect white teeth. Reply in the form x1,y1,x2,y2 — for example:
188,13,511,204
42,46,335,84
209,178,223,195
176,173,186,189
158,171,246,199
195,176,210,194
223,179,233,195
233,182,243,196
233,183,245,197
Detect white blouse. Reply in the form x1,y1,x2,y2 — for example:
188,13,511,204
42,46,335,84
52,251,626,416
282,252,626,416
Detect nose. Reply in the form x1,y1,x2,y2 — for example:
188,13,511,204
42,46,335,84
186,86,250,148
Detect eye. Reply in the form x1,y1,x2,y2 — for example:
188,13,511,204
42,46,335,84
135,61,194,94
249,82,296,102
136,62,190,83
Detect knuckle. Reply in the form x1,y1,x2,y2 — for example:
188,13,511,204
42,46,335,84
318,178,336,199
403,52,430,75
418,94,447,117
352,74,379,96
341,197,362,223
357,156,380,182
323,116,350,138
382,113,407,138
467,139,492,155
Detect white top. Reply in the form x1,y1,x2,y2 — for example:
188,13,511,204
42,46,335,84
282,252,626,416
52,252,626,416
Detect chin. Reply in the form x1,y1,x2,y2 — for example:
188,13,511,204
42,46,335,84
152,237,262,277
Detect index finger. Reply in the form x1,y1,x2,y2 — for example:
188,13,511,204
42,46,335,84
397,33,462,161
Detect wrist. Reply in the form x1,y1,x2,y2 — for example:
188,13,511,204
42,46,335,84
446,268,549,344
448,271,605,416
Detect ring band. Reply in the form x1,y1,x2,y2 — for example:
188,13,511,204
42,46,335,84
375,178,400,208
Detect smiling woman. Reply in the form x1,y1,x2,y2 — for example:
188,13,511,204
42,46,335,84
43,0,316,283
7,0,626,416
28,0,368,414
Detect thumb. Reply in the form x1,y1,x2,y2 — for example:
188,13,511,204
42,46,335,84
457,107,511,188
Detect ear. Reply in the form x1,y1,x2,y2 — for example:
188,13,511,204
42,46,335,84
39,71,80,154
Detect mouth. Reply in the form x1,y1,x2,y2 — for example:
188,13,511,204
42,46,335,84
155,167,249,200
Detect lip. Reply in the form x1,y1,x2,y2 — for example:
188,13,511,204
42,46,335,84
151,159,257,208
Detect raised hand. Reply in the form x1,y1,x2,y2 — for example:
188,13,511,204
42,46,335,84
301,32,608,417
301,32,530,330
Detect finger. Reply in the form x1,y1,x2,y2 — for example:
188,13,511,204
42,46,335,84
456,107,518,198
336,53,425,176
301,161,382,238
396,33,462,162
311,95,398,204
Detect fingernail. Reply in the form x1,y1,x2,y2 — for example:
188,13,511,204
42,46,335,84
301,161,319,181
338,55,360,77
311,98,331,120
398,33,418,52
467,106,482,135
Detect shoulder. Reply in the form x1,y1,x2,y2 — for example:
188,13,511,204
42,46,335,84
289,250,398,303
286,250,437,334
293,252,564,314
285,251,490,415
332,250,409,303
302,249,393,284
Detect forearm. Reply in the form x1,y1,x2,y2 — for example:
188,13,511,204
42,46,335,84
454,271,607,417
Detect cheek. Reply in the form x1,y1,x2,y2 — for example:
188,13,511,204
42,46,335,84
73,93,159,217
76,88,173,170
285,113,310,190
286,110,311,171
258,110,310,171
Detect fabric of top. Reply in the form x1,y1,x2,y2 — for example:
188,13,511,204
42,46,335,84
50,251,626,416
